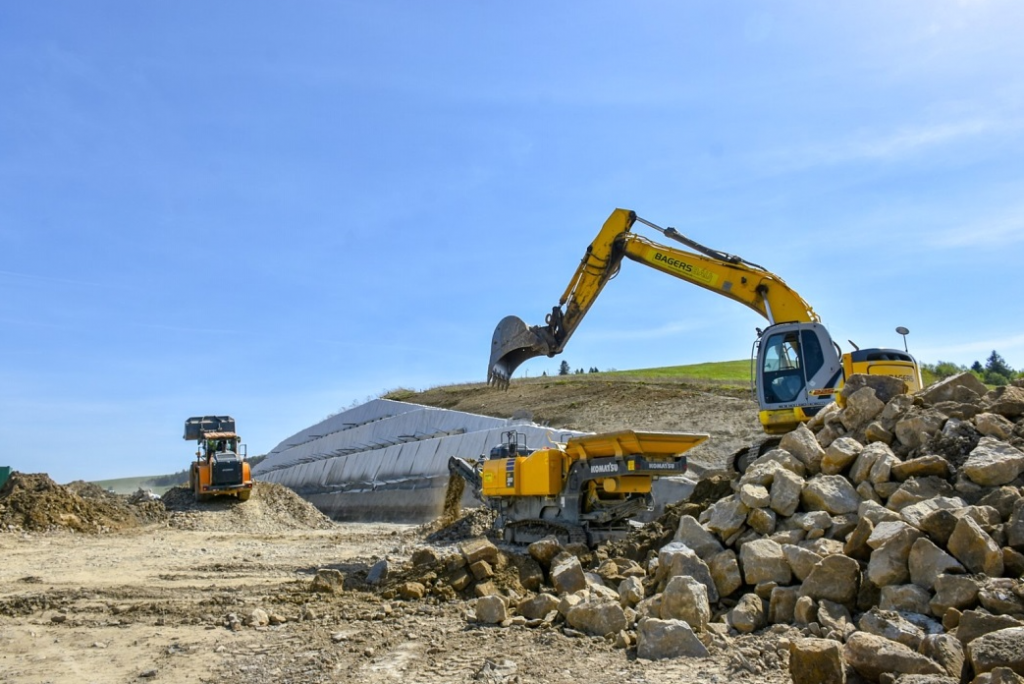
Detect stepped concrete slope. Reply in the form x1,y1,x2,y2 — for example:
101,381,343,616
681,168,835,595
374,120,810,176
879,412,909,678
253,399,586,522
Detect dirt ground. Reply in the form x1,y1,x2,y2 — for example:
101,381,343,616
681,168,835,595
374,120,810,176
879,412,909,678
0,518,790,684
1,377,789,684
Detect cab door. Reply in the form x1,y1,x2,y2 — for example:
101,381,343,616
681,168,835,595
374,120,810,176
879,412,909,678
756,322,843,417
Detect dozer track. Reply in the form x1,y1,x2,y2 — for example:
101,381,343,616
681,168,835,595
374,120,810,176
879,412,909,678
501,519,589,547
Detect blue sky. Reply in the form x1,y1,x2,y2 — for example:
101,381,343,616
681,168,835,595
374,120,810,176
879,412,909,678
2,2,1023,482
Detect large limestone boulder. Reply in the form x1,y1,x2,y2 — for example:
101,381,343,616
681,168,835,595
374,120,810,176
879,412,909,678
888,477,956,513
895,410,948,451
858,607,927,650
655,543,719,602
770,585,800,624
739,538,792,586
908,537,965,590
707,549,743,598
930,574,983,618
618,576,644,608
917,372,988,406
636,618,710,660
867,524,922,587
565,598,627,637
788,638,846,684
891,455,952,481
879,584,933,614
851,443,895,484
822,437,864,475
800,554,860,606
968,627,1024,677
476,595,508,624
703,495,749,541
843,632,944,682
987,385,1024,419
780,424,826,474
551,556,588,595
783,544,824,582
673,515,724,560
955,610,1024,649
770,469,805,517
841,386,887,432
517,593,560,620
659,575,710,632
963,437,1024,487
728,593,766,633
802,474,861,514
843,373,911,404
975,413,1016,440
900,495,967,529
919,633,966,680
947,516,1004,577
462,538,501,566
527,536,564,568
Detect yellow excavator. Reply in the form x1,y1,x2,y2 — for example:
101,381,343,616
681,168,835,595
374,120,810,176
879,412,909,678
488,208,922,436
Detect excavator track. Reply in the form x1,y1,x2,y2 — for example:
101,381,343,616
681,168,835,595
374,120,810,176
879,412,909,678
501,519,589,547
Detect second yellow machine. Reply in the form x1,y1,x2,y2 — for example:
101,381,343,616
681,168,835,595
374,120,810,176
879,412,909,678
448,428,708,545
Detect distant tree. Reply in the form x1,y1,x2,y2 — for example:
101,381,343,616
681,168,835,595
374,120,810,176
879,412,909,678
922,361,967,381
558,360,570,376
985,350,1014,380
971,360,984,374
541,370,547,377
984,371,1009,386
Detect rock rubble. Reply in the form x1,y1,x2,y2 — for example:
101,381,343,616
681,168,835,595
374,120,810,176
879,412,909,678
366,373,1024,683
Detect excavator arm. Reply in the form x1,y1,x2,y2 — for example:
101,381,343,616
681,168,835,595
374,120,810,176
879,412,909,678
488,208,821,387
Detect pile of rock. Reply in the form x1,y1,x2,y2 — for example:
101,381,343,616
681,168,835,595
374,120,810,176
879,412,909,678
401,373,1024,683
0,472,166,533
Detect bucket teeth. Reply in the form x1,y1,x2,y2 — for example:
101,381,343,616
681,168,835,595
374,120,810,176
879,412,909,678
487,315,550,389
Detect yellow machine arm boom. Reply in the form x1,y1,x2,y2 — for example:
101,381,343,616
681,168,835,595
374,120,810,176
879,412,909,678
489,208,820,387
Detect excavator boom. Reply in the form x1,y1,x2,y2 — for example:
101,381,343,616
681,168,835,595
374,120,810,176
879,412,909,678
487,208,921,435
488,208,820,386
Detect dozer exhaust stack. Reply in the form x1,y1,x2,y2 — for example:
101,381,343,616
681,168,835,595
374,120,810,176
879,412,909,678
487,315,555,389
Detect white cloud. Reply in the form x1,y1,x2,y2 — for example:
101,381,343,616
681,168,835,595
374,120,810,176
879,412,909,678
927,209,1024,248
767,117,1018,172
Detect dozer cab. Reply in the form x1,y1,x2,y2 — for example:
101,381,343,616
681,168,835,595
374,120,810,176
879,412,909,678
184,416,253,502
448,428,708,546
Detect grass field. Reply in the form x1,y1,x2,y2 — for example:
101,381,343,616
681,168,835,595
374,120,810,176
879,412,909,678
602,359,752,386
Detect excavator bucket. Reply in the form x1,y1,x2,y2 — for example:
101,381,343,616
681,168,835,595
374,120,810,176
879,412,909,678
488,315,552,389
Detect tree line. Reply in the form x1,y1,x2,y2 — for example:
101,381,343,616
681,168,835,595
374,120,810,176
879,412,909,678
921,350,1020,386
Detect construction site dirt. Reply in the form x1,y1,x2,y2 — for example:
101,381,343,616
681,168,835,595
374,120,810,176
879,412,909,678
0,377,778,684
5,373,1023,683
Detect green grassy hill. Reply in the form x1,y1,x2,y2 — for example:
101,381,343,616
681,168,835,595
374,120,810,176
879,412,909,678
602,359,752,385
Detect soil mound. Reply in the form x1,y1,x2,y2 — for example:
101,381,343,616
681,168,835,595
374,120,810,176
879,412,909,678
162,481,336,533
0,472,166,533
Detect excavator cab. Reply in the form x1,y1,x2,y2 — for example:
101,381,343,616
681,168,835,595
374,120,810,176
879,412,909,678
755,322,843,434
